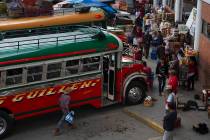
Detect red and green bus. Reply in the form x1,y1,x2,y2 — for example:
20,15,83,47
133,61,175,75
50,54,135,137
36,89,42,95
0,25,147,138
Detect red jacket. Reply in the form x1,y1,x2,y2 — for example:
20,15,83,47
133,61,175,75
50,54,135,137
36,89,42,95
168,75,178,93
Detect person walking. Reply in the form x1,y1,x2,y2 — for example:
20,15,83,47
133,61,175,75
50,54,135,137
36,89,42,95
156,59,168,96
169,54,179,78
157,44,165,60
187,58,197,90
144,14,151,32
132,26,143,48
143,61,153,90
168,69,178,94
151,31,159,48
157,31,164,45
164,85,176,114
53,89,76,136
135,15,143,28
143,31,152,59
163,103,177,140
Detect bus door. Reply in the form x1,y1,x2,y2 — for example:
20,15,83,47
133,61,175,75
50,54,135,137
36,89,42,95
103,54,116,100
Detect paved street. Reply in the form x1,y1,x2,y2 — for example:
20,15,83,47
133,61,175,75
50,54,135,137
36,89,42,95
5,105,160,140
1,1,210,140
124,58,210,140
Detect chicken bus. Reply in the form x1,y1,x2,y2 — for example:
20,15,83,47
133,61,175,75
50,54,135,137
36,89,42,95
0,25,147,138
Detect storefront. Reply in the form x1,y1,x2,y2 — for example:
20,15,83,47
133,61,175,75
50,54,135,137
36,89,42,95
166,0,175,11
163,0,195,22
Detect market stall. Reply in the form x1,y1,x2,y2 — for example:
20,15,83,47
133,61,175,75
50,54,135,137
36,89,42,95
163,6,175,23
178,48,199,86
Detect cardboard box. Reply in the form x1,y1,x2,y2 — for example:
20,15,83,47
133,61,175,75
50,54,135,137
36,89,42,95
144,100,153,107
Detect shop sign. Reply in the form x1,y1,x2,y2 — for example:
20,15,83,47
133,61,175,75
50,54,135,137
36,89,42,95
186,8,197,36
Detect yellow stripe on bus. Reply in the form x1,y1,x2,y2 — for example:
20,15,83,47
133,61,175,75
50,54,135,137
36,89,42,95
0,11,105,31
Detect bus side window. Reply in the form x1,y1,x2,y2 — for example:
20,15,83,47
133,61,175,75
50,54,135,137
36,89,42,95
66,59,79,75
27,65,43,83
6,68,23,86
82,56,100,72
47,63,62,79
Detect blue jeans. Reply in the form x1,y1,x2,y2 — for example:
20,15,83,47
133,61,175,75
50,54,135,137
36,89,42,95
57,112,68,130
163,130,174,140
158,77,166,95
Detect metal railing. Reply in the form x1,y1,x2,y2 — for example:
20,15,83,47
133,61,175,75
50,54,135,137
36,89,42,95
0,26,102,51
0,33,92,51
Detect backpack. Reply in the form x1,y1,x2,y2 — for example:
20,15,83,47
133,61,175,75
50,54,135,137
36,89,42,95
182,100,198,111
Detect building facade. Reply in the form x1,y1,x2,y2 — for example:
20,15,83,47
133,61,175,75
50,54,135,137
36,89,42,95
197,0,210,88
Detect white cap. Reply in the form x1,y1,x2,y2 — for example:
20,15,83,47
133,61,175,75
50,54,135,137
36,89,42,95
165,85,172,90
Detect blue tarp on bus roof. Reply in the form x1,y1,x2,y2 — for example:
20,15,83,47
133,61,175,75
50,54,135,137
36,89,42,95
66,0,117,15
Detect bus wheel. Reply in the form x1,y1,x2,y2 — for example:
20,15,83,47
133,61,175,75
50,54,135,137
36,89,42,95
126,81,146,105
0,111,13,138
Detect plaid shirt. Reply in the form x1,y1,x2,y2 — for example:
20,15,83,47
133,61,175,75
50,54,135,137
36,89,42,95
59,94,70,114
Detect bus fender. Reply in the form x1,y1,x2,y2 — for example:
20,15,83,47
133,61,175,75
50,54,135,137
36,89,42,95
122,72,147,104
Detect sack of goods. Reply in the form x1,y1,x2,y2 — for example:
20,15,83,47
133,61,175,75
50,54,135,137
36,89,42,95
193,123,209,134
65,111,75,125
144,96,153,107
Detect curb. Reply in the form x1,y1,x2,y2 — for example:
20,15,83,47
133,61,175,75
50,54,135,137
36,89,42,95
123,108,164,134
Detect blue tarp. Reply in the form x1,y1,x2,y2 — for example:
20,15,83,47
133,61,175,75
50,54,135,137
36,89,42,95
66,0,117,15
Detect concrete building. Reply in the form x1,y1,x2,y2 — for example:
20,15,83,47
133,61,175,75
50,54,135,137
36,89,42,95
163,0,196,22
194,0,210,88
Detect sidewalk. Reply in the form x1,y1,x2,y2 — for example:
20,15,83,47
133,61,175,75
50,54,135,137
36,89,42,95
123,59,210,140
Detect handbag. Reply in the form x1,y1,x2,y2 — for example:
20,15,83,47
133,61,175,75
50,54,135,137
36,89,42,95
174,117,181,128
65,111,74,124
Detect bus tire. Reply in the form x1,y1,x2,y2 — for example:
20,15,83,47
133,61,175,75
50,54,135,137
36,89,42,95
125,81,146,105
0,111,14,139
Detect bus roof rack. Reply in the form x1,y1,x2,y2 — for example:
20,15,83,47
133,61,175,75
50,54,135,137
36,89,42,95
0,25,102,51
